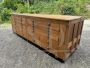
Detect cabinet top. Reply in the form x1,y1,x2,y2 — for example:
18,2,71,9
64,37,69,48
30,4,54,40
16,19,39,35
12,13,83,21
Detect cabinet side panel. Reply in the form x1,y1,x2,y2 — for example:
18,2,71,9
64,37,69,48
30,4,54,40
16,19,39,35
56,22,68,60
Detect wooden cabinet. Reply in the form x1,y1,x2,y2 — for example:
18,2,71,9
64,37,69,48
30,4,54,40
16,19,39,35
11,13,84,61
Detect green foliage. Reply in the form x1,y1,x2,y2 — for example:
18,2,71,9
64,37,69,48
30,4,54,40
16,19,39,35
0,8,12,21
29,1,59,14
16,3,29,13
56,0,88,15
61,5,75,15
28,0,88,15
0,0,90,24
2,0,17,10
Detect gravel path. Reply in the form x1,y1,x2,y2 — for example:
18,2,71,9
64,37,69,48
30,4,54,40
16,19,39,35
0,20,90,68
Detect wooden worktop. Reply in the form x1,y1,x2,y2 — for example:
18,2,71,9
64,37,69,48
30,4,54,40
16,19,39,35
12,13,83,21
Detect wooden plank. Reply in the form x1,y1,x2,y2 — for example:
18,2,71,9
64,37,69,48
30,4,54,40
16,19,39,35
27,20,33,42
22,16,28,39
77,21,83,44
34,27,49,49
59,24,67,47
50,20,60,31
34,18,50,48
34,18,49,28
55,24,68,59
49,30,59,54
12,13,82,21
27,19,33,41
15,15,22,36
11,15,16,33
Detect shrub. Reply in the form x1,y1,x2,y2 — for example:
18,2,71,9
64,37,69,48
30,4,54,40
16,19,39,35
0,8,12,21
61,5,75,15
29,2,45,13
2,0,17,10
16,3,29,13
29,1,59,14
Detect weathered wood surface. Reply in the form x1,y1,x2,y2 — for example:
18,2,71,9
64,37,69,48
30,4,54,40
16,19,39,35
11,13,84,61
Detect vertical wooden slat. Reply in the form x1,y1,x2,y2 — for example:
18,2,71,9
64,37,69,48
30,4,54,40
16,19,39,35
22,16,28,39
11,15,16,33
49,20,60,54
14,15,18,33
56,23,68,59
15,15,22,36
59,24,67,47
69,23,74,42
77,21,84,44
34,18,49,49
26,17,34,42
